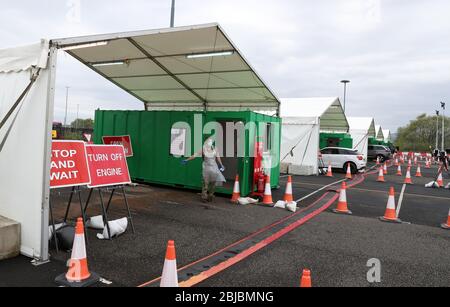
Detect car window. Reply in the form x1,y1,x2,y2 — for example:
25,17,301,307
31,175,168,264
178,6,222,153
338,149,357,155
368,146,374,150
321,148,332,154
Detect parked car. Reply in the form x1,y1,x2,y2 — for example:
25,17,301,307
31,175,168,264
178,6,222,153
320,147,366,174
368,145,392,162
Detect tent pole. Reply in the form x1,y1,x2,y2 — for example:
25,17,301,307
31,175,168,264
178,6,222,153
36,45,57,265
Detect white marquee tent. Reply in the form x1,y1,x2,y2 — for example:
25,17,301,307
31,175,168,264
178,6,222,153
347,117,376,161
375,125,385,141
383,129,391,143
0,23,280,262
280,97,349,175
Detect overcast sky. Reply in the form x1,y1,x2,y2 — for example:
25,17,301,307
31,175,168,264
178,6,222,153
1,0,450,132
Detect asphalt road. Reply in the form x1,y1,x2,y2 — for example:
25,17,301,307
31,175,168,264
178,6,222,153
1,162,448,287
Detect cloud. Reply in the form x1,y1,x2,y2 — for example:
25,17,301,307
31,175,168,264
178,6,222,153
1,0,450,132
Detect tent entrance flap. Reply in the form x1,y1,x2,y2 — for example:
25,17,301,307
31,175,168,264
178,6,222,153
52,23,280,113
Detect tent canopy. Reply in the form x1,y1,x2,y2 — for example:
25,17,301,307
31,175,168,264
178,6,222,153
51,23,279,113
375,125,384,141
347,117,376,137
383,129,391,142
280,97,349,132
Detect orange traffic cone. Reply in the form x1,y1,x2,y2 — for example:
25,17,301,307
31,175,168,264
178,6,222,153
333,182,352,215
415,164,422,177
326,163,333,177
231,175,240,203
346,163,352,179
383,162,388,175
55,218,99,287
425,159,431,169
379,187,401,223
394,158,399,166
377,167,385,182
437,171,444,188
300,269,312,288
404,167,413,185
441,208,450,230
283,176,294,202
160,240,178,287
396,165,402,176
262,175,273,205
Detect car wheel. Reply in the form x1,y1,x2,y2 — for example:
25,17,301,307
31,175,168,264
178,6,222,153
344,162,358,174
377,155,385,163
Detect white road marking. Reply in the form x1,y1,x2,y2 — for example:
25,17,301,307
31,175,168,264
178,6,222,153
396,184,407,217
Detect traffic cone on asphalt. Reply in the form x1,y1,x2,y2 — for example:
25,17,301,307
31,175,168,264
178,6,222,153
441,208,450,230
346,163,352,179
377,167,385,182
437,171,444,188
333,182,352,215
395,158,399,166
379,187,402,223
300,269,312,288
425,159,431,169
326,163,333,177
262,176,273,205
404,167,413,185
283,176,294,202
396,165,402,176
231,175,240,203
160,240,178,287
55,218,99,287
415,164,422,177
383,162,388,175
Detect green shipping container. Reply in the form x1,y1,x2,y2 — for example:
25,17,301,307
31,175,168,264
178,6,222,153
319,133,353,149
94,110,281,196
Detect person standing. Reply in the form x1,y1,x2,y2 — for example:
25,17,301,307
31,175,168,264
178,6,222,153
182,138,226,202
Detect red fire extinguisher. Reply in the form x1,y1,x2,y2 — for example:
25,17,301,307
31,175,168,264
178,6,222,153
257,173,265,194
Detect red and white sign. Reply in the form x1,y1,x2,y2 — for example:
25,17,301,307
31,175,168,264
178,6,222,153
83,133,93,143
50,141,91,189
102,135,133,157
85,145,131,188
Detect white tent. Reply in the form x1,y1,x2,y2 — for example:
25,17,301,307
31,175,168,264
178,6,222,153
347,117,376,161
0,40,55,261
383,129,391,143
280,97,349,175
0,23,280,262
375,125,385,141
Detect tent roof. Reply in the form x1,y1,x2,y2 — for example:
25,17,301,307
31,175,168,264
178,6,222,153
0,40,49,73
347,117,376,137
51,23,279,113
280,97,349,132
375,125,385,140
382,129,391,142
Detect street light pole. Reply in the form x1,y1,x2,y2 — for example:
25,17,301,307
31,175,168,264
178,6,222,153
170,0,175,27
64,86,69,127
340,80,350,114
436,110,440,151
441,102,446,151
75,104,80,130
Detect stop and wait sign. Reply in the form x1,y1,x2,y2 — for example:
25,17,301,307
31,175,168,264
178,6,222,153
50,141,131,189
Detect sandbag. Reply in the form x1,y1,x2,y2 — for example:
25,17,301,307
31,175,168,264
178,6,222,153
286,201,298,213
97,218,128,240
274,201,286,209
237,197,258,205
87,215,105,230
425,181,439,188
